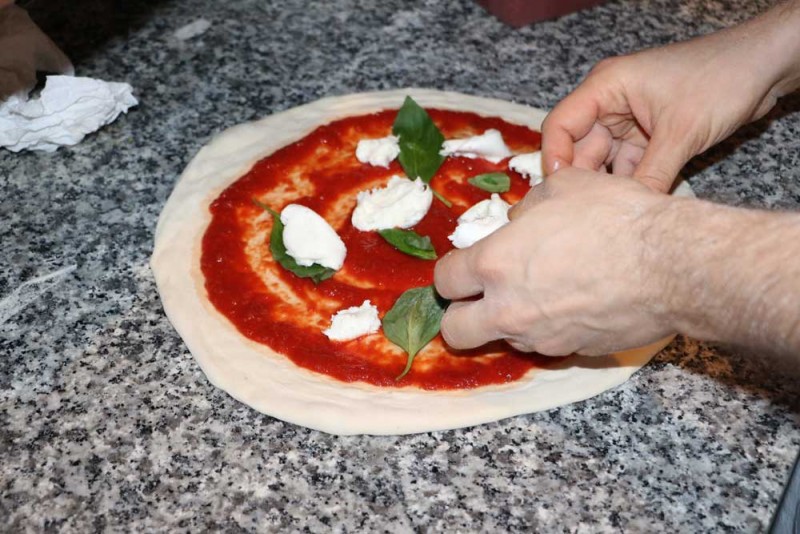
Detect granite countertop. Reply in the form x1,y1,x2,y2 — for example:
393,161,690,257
2,0,799,531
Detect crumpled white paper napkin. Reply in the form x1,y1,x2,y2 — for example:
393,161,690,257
0,75,137,152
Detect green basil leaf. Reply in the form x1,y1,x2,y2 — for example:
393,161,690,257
392,96,445,184
468,172,511,193
378,229,437,260
252,199,336,284
382,285,449,380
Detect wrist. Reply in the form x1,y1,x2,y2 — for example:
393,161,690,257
637,195,702,337
642,196,800,353
640,195,760,341
648,198,739,341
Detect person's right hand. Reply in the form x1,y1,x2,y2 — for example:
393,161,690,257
0,4,73,101
434,167,675,357
542,1,800,193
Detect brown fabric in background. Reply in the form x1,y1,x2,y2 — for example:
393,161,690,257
479,0,608,26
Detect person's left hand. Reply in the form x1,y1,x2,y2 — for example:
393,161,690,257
0,4,72,100
434,168,677,356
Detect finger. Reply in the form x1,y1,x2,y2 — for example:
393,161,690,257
541,86,601,175
610,141,645,177
632,130,692,193
6,6,73,76
440,299,497,350
0,70,23,100
0,67,34,99
571,122,614,172
434,247,483,301
34,38,73,75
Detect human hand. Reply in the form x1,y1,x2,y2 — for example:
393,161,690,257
0,4,72,100
434,168,677,356
542,2,800,192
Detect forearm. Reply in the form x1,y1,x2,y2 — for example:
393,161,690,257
646,198,800,354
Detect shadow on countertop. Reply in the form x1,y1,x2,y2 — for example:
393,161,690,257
657,335,800,417
682,91,800,195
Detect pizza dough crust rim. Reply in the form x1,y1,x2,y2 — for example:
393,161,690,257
152,88,692,436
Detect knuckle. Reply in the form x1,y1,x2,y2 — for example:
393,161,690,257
534,337,575,357
472,248,507,283
495,306,537,338
506,338,535,353
591,56,623,75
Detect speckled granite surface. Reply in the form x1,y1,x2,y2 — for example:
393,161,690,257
2,0,799,531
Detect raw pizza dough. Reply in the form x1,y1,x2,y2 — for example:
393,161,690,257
152,88,694,435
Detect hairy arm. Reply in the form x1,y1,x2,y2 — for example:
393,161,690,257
649,198,800,355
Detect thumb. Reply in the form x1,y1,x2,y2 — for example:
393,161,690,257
34,37,74,76
632,131,693,193
0,70,28,100
541,86,602,176
21,8,74,75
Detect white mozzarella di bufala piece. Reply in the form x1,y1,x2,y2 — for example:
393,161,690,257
508,151,544,186
351,176,433,231
449,193,511,249
355,135,400,168
440,128,512,163
323,300,381,341
280,204,346,270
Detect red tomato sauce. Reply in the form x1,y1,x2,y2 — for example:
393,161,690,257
201,108,558,390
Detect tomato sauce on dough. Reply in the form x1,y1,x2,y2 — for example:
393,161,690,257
201,108,557,390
